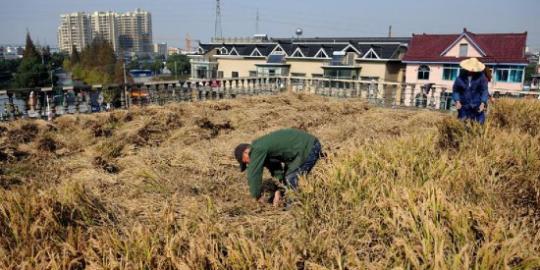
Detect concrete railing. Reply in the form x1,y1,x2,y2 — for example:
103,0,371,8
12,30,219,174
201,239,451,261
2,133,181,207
1,76,538,121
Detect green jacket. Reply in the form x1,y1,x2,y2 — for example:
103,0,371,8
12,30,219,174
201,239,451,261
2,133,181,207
247,128,316,198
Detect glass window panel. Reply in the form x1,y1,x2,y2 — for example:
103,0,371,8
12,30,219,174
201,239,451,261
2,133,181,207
496,69,509,82
459,44,468,57
417,65,430,80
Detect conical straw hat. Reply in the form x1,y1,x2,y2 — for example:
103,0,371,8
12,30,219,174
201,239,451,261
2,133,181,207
459,58,486,72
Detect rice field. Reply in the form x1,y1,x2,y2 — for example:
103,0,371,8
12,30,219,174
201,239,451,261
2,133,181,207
1,94,539,269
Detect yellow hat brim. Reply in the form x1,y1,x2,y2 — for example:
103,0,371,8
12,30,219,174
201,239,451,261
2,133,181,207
460,58,486,72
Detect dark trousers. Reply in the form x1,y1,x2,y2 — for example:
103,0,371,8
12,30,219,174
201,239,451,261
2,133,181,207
285,139,322,190
458,108,485,124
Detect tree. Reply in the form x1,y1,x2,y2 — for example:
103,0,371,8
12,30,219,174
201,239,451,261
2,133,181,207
65,37,129,85
525,63,537,83
22,32,40,60
166,54,190,78
12,32,50,88
70,45,80,65
0,59,22,88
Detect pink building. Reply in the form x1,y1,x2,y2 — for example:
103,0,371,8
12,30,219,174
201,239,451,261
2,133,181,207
403,29,528,93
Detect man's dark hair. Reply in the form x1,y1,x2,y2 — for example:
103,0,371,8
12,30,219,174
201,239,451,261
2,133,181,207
234,143,250,172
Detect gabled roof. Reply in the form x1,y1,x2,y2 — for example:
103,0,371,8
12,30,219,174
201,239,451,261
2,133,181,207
195,36,409,60
362,48,381,59
229,47,240,56
355,44,402,59
249,47,264,57
270,43,290,56
273,37,411,44
403,29,528,64
439,32,486,57
341,44,362,55
290,47,305,57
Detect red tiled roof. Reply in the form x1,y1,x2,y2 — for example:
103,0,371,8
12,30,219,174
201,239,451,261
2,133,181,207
403,30,528,64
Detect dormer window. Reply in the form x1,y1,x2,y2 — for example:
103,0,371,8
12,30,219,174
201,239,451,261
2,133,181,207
219,47,228,55
459,44,468,57
314,48,329,58
363,48,380,59
250,48,263,57
291,48,305,58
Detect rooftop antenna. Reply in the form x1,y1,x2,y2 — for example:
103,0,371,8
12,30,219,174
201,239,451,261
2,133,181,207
255,9,260,34
214,0,223,41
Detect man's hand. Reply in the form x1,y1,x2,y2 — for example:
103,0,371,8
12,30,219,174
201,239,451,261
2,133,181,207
273,190,282,207
479,103,485,113
455,101,462,110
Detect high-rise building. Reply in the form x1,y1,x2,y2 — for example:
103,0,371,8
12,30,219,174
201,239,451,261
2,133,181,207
90,11,119,51
57,12,92,53
154,43,167,59
57,9,152,56
118,9,153,57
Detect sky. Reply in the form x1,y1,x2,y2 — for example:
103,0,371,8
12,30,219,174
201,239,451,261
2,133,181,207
0,0,539,52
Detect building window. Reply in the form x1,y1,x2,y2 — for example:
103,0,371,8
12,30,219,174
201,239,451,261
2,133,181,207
495,66,524,83
417,65,430,80
361,76,379,81
312,73,323,78
459,44,468,57
249,71,257,77
218,71,224,78
291,73,306,77
232,71,239,78
442,64,460,81
220,47,228,55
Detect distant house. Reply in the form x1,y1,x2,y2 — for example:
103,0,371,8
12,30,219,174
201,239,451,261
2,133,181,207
531,64,540,91
403,29,528,92
189,36,410,82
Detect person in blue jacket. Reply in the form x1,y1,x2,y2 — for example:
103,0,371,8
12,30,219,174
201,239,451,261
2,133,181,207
452,58,490,124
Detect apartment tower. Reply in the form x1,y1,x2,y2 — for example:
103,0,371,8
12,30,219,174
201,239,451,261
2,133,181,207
57,9,152,56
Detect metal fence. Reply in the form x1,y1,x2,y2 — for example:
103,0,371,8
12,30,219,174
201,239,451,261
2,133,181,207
1,76,539,121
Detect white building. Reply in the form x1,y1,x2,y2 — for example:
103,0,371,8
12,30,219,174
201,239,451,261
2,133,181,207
90,11,119,51
57,9,153,56
154,43,167,59
57,12,92,53
117,9,153,57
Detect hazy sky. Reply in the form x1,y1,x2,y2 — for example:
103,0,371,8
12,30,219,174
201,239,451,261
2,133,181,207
1,0,539,51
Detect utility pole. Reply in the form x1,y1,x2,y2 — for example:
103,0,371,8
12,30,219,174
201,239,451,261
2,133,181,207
174,61,178,81
123,62,129,108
